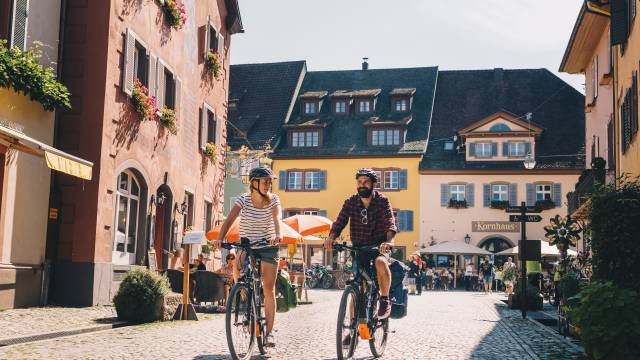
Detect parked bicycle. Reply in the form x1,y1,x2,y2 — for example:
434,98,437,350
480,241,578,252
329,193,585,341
305,264,336,289
222,239,269,360
335,263,354,290
333,242,389,360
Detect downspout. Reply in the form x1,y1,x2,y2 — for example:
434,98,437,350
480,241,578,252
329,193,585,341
586,1,611,17
613,45,620,186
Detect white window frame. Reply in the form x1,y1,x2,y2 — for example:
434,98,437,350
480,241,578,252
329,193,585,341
450,184,466,201
335,101,346,113
373,170,382,189
112,170,140,265
304,102,317,114
395,98,408,112
288,171,303,190
508,142,525,157
359,100,371,113
536,184,552,201
305,171,320,191
492,184,508,201
384,170,399,190
476,143,492,157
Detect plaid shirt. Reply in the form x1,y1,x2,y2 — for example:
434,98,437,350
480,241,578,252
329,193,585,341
330,191,397,245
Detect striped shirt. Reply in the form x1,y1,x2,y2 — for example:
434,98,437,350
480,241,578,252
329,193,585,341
234,193,281,244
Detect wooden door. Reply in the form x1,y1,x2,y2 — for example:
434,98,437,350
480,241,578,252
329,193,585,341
154,201,165,270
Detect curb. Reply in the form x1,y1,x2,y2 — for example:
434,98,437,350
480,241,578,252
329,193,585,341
0,321,129,347
525,313,585,355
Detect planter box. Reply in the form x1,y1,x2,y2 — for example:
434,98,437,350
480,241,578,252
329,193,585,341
508,293,543,310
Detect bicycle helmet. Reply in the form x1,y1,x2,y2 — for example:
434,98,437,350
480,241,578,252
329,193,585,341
355,168,379,183
249,167,277,181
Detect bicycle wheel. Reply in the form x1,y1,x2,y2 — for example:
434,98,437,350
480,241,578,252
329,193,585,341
306,276,318,289
336,273,348,290
322,274,335,289
226,283,256,360
369,318,389,358
255,288,267,356
336,286,358,360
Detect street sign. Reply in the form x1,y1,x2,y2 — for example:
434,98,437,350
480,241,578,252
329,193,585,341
505,206,542,213
182,231,205,245
509,215,542,223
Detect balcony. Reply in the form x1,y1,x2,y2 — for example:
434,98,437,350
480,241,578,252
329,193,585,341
567,169,606,217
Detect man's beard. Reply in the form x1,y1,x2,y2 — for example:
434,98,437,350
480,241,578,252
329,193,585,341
358,186,373,198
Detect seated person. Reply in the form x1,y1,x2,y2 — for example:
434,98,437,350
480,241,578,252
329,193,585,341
195,254,208,271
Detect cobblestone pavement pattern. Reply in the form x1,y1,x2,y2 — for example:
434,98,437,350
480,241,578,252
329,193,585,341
0,306,117,339
0,291,584,360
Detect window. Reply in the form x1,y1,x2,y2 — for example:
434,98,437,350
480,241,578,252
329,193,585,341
475,143,492,157
384,170,399,190
373,170,382,189
492,184,508,201
288,171,302,190
208,23,218,52
444,141,454,150
450,184,465,201
0,1,11,43
182,192,194,231
305,171,320,191
508,142,525,157
134,43,149,87
285,209,319,217
371,129,400,146
489,123,510,132
164,68,176,109
114,171,140,255
334,100,347,114
437,255,453,267
304,102,317,114
207,108,216,143
536,184,552,201
204,201,213,232
291,131,319,147
394,98,408,112
303,210,319,215
359,100,371,113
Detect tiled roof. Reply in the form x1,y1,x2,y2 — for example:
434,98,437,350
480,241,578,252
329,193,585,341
420,68,585,171
299,91,328,99
227,61,306,150
390,88,417,96
272,66,439,158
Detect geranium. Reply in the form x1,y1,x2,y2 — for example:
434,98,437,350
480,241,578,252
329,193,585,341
159,107,177,135
131,79,157,121
204,142,219,163
205,49,222,79
163,0,186,30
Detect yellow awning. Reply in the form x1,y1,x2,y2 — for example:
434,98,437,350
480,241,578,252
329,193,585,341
0,123,93,180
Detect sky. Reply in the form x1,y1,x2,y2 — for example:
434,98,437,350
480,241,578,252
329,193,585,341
230,0,585,93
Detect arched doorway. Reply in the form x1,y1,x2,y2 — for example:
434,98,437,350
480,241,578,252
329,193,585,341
478,236,513,268
153,185,173,271
112,169,148,265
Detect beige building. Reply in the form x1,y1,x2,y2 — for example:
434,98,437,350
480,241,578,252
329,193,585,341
420,69,585,267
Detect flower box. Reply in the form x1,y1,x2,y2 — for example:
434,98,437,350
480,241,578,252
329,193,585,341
162,0,186,30
448,199,468,209
490,200,510,209
159,107,177,135
204,143,219,163
535,199,555,210
205,50,222,79
131,80,157,121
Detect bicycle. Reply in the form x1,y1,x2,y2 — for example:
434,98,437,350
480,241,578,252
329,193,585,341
222,238,270,360
333,242,389,360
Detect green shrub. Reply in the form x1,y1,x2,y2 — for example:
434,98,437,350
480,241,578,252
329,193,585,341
0,40,71,111
588,178,640,291
512,284,542,310
559,270,581,301
113,269,170,323
570,281,640,360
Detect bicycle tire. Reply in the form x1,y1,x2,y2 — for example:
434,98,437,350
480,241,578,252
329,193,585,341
336,285,358,360
255,287,268,356
369,318,389,358
307,276,318,289
226,283,256,360
322,274,335,289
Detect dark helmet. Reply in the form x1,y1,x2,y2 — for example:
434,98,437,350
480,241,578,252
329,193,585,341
355,168,379,183
249,167,276,181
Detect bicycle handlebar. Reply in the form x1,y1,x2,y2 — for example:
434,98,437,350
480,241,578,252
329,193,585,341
332,242,380,253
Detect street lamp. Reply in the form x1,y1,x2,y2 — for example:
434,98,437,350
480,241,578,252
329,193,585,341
464,234,471,244
524,153,536,170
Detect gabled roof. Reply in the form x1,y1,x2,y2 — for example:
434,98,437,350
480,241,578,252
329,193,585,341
458,111,543,136
420,68,585,171
272,66,439,158
227,61,306,150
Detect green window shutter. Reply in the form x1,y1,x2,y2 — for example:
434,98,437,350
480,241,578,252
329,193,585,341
552,183,562,207
466,183,474,207
319,170,327,190
483,184,491,207
399,169,408,189
278,171,286,190
526,183,535,206
468,143,476,157
509,183,518,206
491,142,498,157
440,184,448,207
502,143,509,156
611,0,629,45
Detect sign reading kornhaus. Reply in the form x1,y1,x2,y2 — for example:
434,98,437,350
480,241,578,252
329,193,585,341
472,221,520,233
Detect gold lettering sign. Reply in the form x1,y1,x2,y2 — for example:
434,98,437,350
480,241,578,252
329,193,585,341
472,221,520,233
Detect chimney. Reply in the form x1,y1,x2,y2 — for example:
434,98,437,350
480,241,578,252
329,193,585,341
362,57,369,71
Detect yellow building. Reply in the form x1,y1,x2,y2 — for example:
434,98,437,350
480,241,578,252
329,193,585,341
271,63,438,264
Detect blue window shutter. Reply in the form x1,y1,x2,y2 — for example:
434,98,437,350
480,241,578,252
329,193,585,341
440,184,448,207
491,142,498,157
397,210,406,231
399,169,408,189
468,143,476,157
466,183,475,207
526,183,535,206
279,171,286,190
553,183,562,207
502,143,509,156
319,170,327,190
407,210,414,231
483,184,491,207
319,210,327,218
509,183,518,206
525,142,532,155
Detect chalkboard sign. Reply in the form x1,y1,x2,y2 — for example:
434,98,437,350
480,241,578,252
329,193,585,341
148,249,157,272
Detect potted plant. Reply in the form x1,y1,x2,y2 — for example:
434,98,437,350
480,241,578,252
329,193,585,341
131,80,157,121
509,284,543,310
204,143,219,163
162,0,186,30
448,199,468,209
490,200,510,209
535,199,555,210
158,107,177,135
205,49,222,79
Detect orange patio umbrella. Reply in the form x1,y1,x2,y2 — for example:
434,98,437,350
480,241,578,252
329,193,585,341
282,214,333,236
206,217,302,244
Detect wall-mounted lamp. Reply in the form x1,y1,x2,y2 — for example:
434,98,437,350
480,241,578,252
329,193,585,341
464,234,471,244
176,200,188,214
155,192,166,206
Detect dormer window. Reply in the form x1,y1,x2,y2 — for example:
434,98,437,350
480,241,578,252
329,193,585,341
303,101,318,115
508,142,525,157
291,130,319,147
372,128,400,146
359,100,371,113
334,100,347,114
394,98,409,112
475,142,493,158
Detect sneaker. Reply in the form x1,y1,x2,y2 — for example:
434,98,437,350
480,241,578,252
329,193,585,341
265,332,276,348
342,334,352,347
377,297,392,319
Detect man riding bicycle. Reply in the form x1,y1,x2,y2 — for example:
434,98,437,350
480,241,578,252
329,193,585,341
324,168,397,320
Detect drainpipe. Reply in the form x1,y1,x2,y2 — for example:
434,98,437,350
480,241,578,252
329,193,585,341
613,44,620,186
586,1,611,17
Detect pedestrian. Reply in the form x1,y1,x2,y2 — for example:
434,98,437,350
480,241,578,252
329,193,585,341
502,256,516,295
480,256,494,294
426,267,434,290
416,255,423,295
465,262,473,291
440,268,449,291
408,255,419,295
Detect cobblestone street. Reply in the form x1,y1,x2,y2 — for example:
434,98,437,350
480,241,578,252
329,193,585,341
0,290,584,360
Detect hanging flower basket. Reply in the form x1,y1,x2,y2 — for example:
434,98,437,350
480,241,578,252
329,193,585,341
131,80,157,121
159,107,177,135
204,143,219,163
162,0,186,30
205,49,222,79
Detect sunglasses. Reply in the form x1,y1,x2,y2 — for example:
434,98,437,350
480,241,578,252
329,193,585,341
361,208,368,225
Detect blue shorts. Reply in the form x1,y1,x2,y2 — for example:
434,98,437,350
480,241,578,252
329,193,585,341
483,275,492,283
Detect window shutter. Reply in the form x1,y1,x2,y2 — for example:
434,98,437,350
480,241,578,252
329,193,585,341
406,210,414,231
491,142,498,157
174,76,182,116
156,61,165,110
319,210,327,218
208,111,217,144
466,183,474,207
468,143,476,157
399,169,408,189
483,184,491,207
11,0,28,51
509,183,518,206
319,170,327,190
526,183,535,206
122,28,136,95
199,107,207,150
633,72,638,136
525,142,532,155
278,171,286,190
611,0,629,45
440,184,448,207
552,183,562,207
502,143,509,156
148,53,157,98
204,16,211,58
397,211,406,232
217,33,225,68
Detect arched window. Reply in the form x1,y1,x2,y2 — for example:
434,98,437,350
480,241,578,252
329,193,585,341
479,237,512,253
114,170,140,261
489,123,511,132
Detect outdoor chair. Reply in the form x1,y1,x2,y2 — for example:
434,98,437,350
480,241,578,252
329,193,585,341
193,271,227,303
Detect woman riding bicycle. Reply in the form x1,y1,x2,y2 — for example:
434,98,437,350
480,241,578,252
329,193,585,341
215,167,282,347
